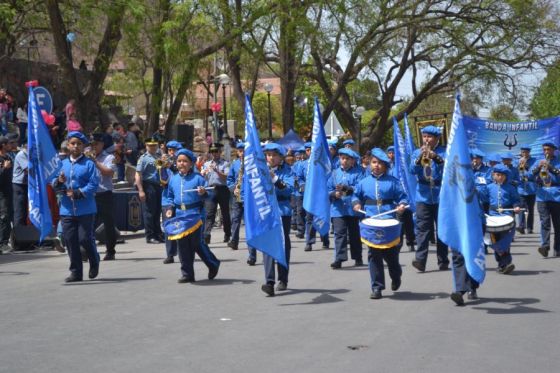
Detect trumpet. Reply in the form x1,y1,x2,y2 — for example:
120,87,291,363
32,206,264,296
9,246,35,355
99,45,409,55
540,155,552,187
155,158,172,169
518,156,528,171
421,142,432,168
84,149,96,160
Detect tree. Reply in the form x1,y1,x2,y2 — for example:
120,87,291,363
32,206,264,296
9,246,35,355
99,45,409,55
306,0,560,148
530,60,560,118
490,103,519,121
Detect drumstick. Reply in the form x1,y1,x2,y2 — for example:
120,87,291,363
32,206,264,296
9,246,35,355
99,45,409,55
357,209,368,215
368,205,410,219
183,186,215,193
496,208,526,212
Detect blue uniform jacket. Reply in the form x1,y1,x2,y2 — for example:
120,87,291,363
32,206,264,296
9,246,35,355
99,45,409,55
352,173,408,219
161,168,176,207
479,180,520,217
166,170,209,218
227,158,244,201
514,157,536,196
294,159,308,197
473,164,490,196
328,166,363,217
410,145,446,204
272,162,295,217
530,156,560,202
55,156,99,216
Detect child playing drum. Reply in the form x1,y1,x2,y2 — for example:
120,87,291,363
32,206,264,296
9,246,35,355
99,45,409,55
480,164,521,275
352,148,408,300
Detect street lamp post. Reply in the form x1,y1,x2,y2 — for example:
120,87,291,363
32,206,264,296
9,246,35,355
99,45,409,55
353,105,365,154
264,83,273,139
218,73,230,138
24,37,38,80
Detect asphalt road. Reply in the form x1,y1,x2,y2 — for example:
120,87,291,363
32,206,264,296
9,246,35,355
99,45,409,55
0,225,558,373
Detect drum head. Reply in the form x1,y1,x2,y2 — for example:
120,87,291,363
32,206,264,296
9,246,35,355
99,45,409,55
486,214,514,227
362,218,399,227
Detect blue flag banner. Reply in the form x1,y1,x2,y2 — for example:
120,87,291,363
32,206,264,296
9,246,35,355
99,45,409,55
438,94,486,284
27,85,62,241
303,98,332,236
242,94,286,267
404,113,417,159
393,117,416,212
463,115,560,158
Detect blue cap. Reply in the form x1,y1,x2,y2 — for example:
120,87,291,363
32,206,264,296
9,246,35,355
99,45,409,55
327,140,338,148
542,141,558,149
263,143,286,156
520,144,531,151
350,150,360,160
486,153,500,163
492,164,510,176
470,148,485,159
500,152,514,160
176,148,196,162
421,125,441,136
370,148,390,166
343,139,355,146
67,131,89,145
235,142,245,149
338,148,354,158
386,146,395,152
166,140,183,150
304,142,312,149
294,146,305,154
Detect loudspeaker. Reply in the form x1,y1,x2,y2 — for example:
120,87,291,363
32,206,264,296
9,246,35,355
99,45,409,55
11,225,50,250
175,124,194,149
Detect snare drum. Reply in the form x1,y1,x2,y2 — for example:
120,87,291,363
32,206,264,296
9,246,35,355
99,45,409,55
485,214,514,233
360,218,401,249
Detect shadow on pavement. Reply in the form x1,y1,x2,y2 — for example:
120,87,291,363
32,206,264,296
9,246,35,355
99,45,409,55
278,288,350,306
469,297,550,314
63,277,156,285
194,278,255,286
386,291,449,301
0,270,30,276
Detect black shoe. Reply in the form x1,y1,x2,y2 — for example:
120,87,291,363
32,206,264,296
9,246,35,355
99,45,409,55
391,278,401,291
103,252,115,261
204,236,211,244
516,227,525,234
330,260,342,269
538,246,549,258
147,238,160,244
227,241,238,250
65,273,82,283
261,283,275,296
370,289,382,299
276,281,287,291
501,263,515,275
247,259,256,266
208,263,220,280
88,265,99,279
439,262,449,271
177,276,195,283
322,244,329,249
163,256,174,264
304,245,312,252
411,260,425,272
555,251,560,258
223,235,231,243
408,245,415,252
450,292,465,306
291,225,297,231
295,233,304,239
467,290,478,300
355,259,364,267
528,229,533,234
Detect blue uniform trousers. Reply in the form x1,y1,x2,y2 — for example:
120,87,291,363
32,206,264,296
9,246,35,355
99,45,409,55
263,216,291,285
61,214,99,278
295,196,306,236
451,251,479,293
95,191,117,254
414,202,449,266
397,209,416,246
305,211,330,248
12,183,28,227
142,182,163,241
332,216,362,262
162,206,177,258
537,201,560,253
230,201,243,244
368,246,401,291
516,194,536,231
204,185,232,241
177,225,202,279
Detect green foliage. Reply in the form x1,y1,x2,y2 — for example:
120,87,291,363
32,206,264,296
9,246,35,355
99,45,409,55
490,104,520,121
531,61,560,118
228,92,282,139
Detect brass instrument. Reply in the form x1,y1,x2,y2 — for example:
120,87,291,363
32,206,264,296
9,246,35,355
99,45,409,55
518,156,528,171
84,149,96,160
156,156,172,186
234,160,244,202
421,142,432,168
540,155,552,187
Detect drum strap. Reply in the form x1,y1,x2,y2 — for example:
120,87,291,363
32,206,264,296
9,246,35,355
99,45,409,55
365,199,393,206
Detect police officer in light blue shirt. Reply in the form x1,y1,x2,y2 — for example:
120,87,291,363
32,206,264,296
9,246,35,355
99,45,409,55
409,125,448,272
260,143,295,296
11,137,28,227
328,148,364,269
135,138,164,244
53,132,100,283
531,142,560,257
